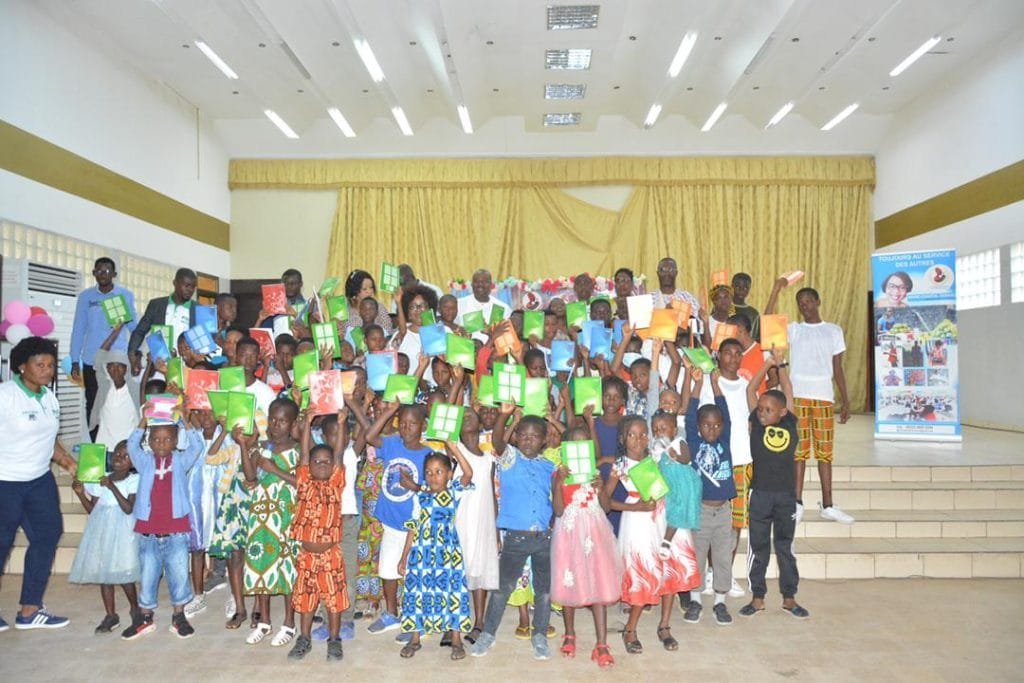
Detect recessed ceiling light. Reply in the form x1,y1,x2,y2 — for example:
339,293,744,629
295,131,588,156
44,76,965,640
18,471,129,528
194,40,238,79
667,32,698,78
457,105,473,134
545,83,586,99
391,106,413,136
701,102,727,132
354,38,386,82
629,35,637,41
258,43,266,48
889,35,941,77
547,5,600,31
327,108,356,138
332,41,340,47
486,40,494,45
264,110,298,138
543,112,581,126
545,48,591,70
613,85,620,90
766,101,794,128
821,103,859,131
643,103,662,128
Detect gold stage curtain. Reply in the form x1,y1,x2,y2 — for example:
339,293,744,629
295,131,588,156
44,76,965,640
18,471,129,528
310,155,873,409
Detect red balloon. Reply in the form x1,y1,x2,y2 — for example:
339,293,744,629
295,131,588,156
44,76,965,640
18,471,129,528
30,306,48,316
27,313,55,337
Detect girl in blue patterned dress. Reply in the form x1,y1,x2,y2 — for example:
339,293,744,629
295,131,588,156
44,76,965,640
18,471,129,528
397,441,474,660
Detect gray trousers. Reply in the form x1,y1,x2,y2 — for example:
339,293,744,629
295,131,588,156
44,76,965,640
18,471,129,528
341,514,359,618
692,501,734,596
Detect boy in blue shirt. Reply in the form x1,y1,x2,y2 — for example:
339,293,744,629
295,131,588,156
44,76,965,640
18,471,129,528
681,366,736,626
470,406,556,661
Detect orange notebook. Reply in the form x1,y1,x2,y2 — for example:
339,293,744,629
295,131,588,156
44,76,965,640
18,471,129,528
669,300,692,329
711,323,740,351
760,314,789,350
493,324,522,357
781,270,804,285
710,269,730,287
650,308,680,341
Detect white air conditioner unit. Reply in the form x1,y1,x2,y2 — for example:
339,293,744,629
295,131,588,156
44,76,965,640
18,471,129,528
1,257,85,444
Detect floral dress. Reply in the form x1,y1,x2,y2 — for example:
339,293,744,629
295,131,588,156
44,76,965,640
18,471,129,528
355,454,384,608
400,480,473,634
243,445,300,595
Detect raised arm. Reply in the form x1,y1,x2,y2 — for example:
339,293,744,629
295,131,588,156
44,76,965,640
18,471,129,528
363,400,400,449
763,276,789,315
299,409,315,467
609,323,633,375
445,440,474,487
333,407,350,467
491,402,517,455
747,353,777,412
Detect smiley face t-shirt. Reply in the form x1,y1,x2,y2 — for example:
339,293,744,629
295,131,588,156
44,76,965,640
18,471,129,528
748,410,799,493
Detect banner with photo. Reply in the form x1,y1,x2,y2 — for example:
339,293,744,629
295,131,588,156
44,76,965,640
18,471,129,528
872,249,960,441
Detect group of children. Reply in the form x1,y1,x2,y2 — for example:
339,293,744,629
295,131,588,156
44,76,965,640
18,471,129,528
66,265,844,666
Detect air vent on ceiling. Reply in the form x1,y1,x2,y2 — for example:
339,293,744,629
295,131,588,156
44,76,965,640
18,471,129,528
545,83,586,99
545,48,592,70
547,5,600,30
543,112,581,126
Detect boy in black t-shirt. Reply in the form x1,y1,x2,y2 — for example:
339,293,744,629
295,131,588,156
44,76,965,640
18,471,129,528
740,352,809,619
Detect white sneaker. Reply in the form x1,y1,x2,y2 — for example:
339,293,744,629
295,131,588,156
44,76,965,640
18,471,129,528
793,502,805,524
820,504,855,525
701,569,714,595
728,578,745,598
184,594,207,618
224,596,236,620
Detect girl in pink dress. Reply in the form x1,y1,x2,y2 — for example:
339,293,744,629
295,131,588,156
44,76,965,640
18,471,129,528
551,428,623,668
604,415,700,655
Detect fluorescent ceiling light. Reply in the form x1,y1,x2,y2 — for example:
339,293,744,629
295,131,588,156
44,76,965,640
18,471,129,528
889,36,941,77
543,112,581,126
264,110,298,139
766,101,794,128
667,32,698,78
391,106,413,136
643,103,662,128
544,83,586,99
547,5,600,30
194,40,238,79
457,105,473,134
701,102,728,132
354,39,385,82
545,48,592,70
327,107,356,138
821,103,859,131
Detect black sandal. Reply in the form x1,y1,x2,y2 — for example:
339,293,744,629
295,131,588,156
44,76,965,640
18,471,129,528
657,626,678,651
465,626,481,644
226,612,248,630
440,631,453,647
400,642,422,658
621,629,643,654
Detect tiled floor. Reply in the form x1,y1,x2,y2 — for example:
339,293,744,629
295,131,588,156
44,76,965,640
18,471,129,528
838,415,1024,466
1,578,1022,681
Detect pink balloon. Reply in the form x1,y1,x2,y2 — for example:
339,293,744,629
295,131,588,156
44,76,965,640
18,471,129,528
4,300,31,325
0,320,9,339
5,323,30,346
27,313,55,337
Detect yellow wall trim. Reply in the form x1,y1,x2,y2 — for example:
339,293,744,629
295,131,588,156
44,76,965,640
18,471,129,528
875,159,1024,247
0,119,229,250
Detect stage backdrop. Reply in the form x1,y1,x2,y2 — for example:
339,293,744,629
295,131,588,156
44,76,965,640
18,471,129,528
230,155,874,410
872,249,961,441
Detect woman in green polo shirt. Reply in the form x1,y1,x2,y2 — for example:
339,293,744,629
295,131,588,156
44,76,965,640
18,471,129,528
0,336,77,631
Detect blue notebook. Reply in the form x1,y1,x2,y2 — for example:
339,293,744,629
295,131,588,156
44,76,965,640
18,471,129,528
418,323,447,357
146,331,171,362
588,324,613,360
550,340,576,373
613,319,627,347
366,352,398,392
195,305,217,335
184,324,216,355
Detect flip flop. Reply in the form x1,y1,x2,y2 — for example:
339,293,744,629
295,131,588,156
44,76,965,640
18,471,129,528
225,612,248,630
450,643,466,660
465,627,482,644
400,642,422,658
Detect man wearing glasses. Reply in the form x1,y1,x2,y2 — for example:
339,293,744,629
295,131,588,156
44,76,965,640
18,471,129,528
70,257,137,440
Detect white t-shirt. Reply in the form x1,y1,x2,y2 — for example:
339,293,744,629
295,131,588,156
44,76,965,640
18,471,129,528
698,375,752,466
455,295,510,325
245,379,279,417
0,380,61,481
164,299,193,348
788,321,846,402
341,445,359,515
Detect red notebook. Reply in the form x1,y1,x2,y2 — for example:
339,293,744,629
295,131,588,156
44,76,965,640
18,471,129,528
261,283,288,315
249,327,276,358
185,369,219,411
308,370,344,416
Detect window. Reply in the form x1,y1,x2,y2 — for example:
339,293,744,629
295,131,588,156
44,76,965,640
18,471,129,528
956,248,1000,310
1011,242,1024,304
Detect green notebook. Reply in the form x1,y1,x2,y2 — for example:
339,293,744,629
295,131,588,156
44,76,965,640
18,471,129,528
150,324,174,353
318,276,342,297
420,310,436,326
207,390,229,421
380,262,400,293
522,377,550,416
218,366,246,392
76,443,107,484
476,375,497,407
462,309,485,334
494,363,526,405
446,333,476,370
312,322,342,359
326,295,349,323
522,310,544,340
572,375,603,415
566,301,587,330
488,304,505,326
100,294,132,326
426,402,465,441
227,391,256,436
629,456,670,502
350,326,367,354
292,350,319,389
382,374,418,404
682,346,717,374
562,440,597,486
166,357,185,389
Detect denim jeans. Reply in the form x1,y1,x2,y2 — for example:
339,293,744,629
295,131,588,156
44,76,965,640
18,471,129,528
483,530,552,638
138,532,193,610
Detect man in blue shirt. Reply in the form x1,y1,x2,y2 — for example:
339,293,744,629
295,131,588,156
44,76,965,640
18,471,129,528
70,257,137,440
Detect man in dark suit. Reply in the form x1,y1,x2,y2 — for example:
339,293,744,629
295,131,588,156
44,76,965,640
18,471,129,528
127,268,197,375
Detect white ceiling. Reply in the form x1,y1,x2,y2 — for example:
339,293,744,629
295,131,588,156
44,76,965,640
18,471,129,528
35,0,1024,158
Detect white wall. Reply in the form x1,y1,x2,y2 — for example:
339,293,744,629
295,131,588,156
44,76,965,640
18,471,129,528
0,0,231,277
